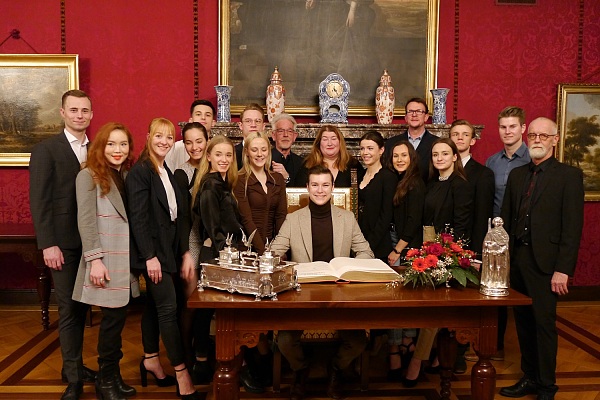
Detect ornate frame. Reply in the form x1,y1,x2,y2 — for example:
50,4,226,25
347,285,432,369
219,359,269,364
285,187,352,214
219,0,439,117
556,83,600,201
0,54,79,167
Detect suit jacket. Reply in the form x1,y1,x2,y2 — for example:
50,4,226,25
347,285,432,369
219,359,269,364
126,159,190,273
358,168,397,260
424,173,474,242
500,157,584,276
383,130,437,183
72,168,137,307
29,132,82,250
235,143,244,170
270,204,374,262
393,175,426,252
295,157,365,187
464,158,495,256
234,170,287,254
271,148,303,187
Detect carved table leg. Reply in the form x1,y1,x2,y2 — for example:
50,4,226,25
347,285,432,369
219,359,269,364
437,328,457,400
472,308,498,400
213,309,239,400
36,263,51,330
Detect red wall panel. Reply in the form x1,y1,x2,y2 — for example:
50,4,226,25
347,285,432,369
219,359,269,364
1,0,599,285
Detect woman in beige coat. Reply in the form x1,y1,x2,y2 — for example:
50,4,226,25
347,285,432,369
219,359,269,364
72,122,138,400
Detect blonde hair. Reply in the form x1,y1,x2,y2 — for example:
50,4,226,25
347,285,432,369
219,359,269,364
139,118,175,174
241,131,274,195
191,135,238,206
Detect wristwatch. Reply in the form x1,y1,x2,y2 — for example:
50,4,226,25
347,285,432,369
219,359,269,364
285,176,290,184
392,248,400,255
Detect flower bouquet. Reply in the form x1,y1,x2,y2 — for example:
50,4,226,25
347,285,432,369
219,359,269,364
400,232,480,288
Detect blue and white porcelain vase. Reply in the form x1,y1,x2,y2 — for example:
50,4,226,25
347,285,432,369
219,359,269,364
214,85,233,122
430,88,450,124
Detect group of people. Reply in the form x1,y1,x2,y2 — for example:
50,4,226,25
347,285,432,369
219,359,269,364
29,89,583,400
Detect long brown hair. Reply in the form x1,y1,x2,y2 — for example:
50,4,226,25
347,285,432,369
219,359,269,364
303,125,352,171
390,141,421,206
138,118,175,174
84,122,134,195
428,137,467,181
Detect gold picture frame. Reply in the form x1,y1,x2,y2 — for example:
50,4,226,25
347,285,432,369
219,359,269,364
556,83,600,201
219,0,439,117
0,54,79,167
285,187,352,214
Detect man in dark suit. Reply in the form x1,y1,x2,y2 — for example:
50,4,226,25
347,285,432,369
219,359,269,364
29,90,96,400
270,112,303,186
449,119,495,373
383,97,437,183
450,119,495,257
500,117,584,400
236,103,265,169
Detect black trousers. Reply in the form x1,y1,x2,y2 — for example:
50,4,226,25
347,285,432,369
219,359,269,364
511,244,558,394
141,271,185,366
51,247,89,383
97,305,128,377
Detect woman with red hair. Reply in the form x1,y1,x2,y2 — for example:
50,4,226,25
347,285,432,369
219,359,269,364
72,122,137,399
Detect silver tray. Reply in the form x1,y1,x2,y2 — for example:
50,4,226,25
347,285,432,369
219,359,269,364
198,259,301,301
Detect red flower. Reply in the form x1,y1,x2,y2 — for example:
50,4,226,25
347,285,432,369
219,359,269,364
406,248,420,258
425,254,438,268
459,257,471,268
426,243,444,256
412,258,428,272
450,243,463,253
440,233,454,243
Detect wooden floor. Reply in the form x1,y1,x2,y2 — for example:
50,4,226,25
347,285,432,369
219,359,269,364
0,302,599,399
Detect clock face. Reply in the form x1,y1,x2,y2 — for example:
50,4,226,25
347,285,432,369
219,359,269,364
326,81,343,98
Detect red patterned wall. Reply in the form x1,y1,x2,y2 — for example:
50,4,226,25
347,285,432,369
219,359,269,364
1,0,599,286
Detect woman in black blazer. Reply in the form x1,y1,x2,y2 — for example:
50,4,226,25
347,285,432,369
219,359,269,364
173,122,212,384
357,131,397,261
423,138,473,241
403,138,474,387
126,118,200,399
234,131,287,255
295,125,364,187
384,140,425,381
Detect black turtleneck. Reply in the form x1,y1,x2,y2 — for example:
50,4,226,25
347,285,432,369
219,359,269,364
309,199,334,262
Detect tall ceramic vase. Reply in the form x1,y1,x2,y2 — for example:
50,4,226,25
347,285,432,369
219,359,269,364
430,88,450,124
375,70,395,125
266,67,285,123
214,85,233,122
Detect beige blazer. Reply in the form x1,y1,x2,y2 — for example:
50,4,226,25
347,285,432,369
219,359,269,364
72,168,138,307
270,204,374,262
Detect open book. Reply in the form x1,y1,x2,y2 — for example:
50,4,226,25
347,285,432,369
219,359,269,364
296,257,400,283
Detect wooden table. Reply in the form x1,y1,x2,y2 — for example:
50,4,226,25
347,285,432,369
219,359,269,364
188,283,531,400
0,223,51,330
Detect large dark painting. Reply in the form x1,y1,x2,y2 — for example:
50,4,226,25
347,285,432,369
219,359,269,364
220,0,439,116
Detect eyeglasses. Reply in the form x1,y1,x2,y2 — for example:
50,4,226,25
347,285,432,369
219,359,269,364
406,109,427,115
242,118,263,125
274,128,295,135
527,133,556,141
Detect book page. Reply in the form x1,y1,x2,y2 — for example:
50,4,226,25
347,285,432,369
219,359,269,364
295,261,338,283
329,257,400,282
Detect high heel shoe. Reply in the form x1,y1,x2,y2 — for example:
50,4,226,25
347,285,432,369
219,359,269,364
174,366,201,399
140,355,176,387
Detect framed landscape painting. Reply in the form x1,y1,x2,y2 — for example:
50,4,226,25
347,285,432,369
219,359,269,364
556,83,600,201
0,54,79,167
219,0,440,116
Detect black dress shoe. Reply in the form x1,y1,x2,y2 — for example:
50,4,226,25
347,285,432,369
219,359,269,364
61,381,83,400
239,366,265,394
499,377,538,398
326,367,343,399
61,366,97,384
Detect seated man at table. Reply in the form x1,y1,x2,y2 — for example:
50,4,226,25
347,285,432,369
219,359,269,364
270,165,374,400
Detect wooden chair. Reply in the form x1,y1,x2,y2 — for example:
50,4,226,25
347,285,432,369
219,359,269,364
272,172,369,392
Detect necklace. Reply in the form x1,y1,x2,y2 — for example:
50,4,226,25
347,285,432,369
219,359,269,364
438,175,450,181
